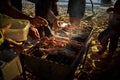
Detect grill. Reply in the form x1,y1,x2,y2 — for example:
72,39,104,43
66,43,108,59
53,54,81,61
22,26,93,80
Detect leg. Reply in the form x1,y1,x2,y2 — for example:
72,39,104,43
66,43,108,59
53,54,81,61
69,17,81,27
97,28,111,55
50,0,58,16
109,33,119,52
104,33,119,61
35,0,50,19
68,0,85,27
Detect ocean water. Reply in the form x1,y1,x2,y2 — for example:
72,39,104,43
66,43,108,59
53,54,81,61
22,0,101,3
58,0,101,3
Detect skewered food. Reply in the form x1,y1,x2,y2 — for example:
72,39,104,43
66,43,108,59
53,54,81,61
40,36,83,49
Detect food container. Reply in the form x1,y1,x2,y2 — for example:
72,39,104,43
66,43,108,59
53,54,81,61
0,19,30,41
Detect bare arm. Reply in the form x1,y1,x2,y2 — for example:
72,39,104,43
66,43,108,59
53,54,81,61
0,0,32,20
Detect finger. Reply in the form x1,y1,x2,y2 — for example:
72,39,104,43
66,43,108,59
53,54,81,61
35,30,40,39
32,28,40,39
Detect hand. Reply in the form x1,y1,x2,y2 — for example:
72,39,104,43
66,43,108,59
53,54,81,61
28,26,40,40
106,7,114,13
52,20,61,31
30,16,48,27
0,24,11,33
29,16,48,39
5,37,23,46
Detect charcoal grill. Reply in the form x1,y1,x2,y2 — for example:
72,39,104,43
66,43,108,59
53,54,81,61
22,27,93,80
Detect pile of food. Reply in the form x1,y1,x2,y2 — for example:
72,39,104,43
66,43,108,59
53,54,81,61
23,23,92,64
21,20,93,80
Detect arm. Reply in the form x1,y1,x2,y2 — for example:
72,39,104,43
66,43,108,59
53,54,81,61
106,0,120,13
47,9,57,24
106,7,114,13
47,9,61,31
0,0,48,40
0,0,48,26
0,0,31,20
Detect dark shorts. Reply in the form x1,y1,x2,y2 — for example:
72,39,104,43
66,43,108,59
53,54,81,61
67,0,85,19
